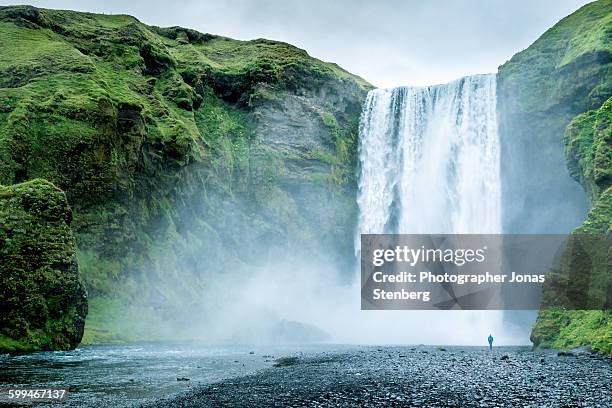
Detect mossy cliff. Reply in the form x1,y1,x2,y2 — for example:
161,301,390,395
0,5,370,348
530,98,612,354
498,0,611,353
0,179,87,352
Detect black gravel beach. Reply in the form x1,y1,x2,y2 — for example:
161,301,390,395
142,346,612,408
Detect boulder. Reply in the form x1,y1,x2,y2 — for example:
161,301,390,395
0,179,87,353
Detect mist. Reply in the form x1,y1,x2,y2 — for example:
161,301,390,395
151,246,528,346
112,73,561,347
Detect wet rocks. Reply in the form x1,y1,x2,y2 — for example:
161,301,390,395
570,346,593,356
143,346,612,407
273,356,299,367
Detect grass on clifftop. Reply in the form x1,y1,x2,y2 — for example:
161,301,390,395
498,0,612,113
501,0,611,70
0,5,370,190
163,33,372,102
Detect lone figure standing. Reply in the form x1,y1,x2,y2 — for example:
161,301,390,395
488,334,494,351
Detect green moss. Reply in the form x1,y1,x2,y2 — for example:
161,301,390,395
0,22,94,88
0,179,87,353
576,186,612,233
498,0,611,115
559,7,612,67
0,3,367,192
167,36,372,104
565,97,612,202
312,111,359,185
319,111,339,130
533,93,611,354
81,297,180,344
193,89,252,191
517,0,612,354
0,5,367,344
532,309,612,353
0,333,31,353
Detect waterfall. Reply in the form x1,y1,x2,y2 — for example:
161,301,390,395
350,74,507,345
357,74,500,238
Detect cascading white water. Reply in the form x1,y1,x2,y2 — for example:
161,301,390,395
357,74,500,238
349,74,508,345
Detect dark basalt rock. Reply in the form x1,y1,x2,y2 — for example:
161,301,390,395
143,347,612,407
273,357,300,367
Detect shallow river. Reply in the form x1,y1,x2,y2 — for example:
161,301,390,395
0,342,347,407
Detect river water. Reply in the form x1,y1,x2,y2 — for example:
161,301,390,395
0,342,346,407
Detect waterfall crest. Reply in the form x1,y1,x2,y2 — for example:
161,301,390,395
357,74,501,239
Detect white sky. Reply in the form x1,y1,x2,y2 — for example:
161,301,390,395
1,0,593,87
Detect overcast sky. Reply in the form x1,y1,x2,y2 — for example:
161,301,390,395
2,0,593,87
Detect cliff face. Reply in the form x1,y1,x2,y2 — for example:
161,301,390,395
0,6,370,343
498,0,611,353
0,179,87,352
530,97,611,353
497,0,610,234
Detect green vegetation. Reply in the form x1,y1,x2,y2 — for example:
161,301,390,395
559,6,612,67
0,179,87,353
531,309,612,354
193,90,252,193
313,111,359,184
497,0,611,353
537,97,612,354
81,297,190,344
0,5,369,195
565,97,612,204
498,0,611,114
0,5,368,346
160,31,372,104
520,1,612,353
536,98,611,353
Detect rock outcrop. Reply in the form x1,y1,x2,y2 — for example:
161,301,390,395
0,179,87,352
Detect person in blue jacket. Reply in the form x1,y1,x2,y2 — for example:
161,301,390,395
488,334,494,350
